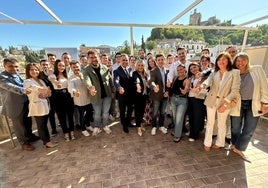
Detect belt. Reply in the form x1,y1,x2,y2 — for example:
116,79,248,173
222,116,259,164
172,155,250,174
55,88,68,93
173,94,187,98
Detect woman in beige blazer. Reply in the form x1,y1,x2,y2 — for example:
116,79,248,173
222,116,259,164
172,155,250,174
231,52,268,160
201,52,240,151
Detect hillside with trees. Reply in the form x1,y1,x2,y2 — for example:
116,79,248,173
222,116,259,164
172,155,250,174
146,24,268,47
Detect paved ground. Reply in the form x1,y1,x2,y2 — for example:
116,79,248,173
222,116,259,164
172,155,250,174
0,117,268,188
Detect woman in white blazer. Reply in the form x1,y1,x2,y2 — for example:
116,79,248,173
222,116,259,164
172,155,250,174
24,63,57,148
231,52,268,159
201,52,240,151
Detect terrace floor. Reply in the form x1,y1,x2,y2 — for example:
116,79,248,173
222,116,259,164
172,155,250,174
0,117,268,188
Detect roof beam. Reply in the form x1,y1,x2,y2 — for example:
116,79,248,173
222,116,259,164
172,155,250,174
166,0,203,25
239,15,268,26
0,19,258,30
35,0,62,24
0,11,24,24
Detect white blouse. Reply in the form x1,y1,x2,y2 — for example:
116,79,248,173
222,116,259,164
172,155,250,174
24,78,50,117
48,74,68,89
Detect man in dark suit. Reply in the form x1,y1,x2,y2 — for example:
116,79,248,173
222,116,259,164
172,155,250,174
149,54,169,136
113,54,135,133
0,58,39,151
39,59,58,136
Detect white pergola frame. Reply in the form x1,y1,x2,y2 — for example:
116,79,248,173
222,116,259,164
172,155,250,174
1,0,267,54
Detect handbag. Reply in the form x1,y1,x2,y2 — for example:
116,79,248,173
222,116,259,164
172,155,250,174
195,88,207,99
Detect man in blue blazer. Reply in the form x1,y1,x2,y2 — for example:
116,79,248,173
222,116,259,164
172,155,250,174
0,58,38,151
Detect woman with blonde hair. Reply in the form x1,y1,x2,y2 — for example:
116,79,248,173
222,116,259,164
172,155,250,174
231,52,268,160
133,60,149,136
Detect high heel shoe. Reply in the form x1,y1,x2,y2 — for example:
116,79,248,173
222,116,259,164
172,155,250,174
232,148,251,163
70,134,76,140
204,146,211,152
137,127,142,136
173,137,181,143
64,134,70,142
212,144,221,149
44,141,58,148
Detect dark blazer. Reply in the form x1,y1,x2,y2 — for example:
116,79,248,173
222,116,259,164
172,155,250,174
40,71,54,92
0,71,27,118
113,66,135,99
149,67,168,101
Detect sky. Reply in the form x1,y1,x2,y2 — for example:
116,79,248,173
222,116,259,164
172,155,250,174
1,0,268,50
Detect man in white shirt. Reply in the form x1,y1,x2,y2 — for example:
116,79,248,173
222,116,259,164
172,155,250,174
167,47,191,86
68,61,91,137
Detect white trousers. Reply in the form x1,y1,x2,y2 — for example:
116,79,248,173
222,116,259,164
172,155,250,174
204,106,229,147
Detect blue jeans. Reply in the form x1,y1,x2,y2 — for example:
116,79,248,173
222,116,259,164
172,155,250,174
152,98,167,127
91,97,111,128
170,96,188,138
231,100,260,151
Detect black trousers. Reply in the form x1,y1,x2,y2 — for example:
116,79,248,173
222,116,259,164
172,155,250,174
188,97,206,139
118,96,133,130
34,115,50,144
76,104,93,131
134,95,147,127
54,91,74,134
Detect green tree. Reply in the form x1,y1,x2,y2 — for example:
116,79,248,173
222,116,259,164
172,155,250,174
141,35,146,51
25,52,40,63
119,40,131,54
146,40,157,51
0,46,5,57
39,49,46,59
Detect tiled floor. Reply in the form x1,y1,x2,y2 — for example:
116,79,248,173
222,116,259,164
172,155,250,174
0,118,268,188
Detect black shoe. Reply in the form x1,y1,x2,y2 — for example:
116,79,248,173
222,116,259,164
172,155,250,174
75,124,82,130
123,127,129,133
128,123,136,128
167,122,174,129
167,114,172,118
29,135,40,142
225,137,231,144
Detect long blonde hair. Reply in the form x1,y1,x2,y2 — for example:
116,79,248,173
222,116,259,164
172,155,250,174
135,59,147,77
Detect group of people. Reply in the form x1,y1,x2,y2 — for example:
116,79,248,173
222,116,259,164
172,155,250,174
1,46,267,161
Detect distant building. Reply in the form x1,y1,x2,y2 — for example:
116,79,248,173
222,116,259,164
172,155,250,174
44,47,78,60
189,9,201,26
79,46,110,57
189,9,220,26
156,38,207,54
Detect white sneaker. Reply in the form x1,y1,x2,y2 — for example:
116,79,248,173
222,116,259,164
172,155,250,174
92,127,102,136
188,138,195,142
82,130,90,137
86,126,94,132
109,114,115,121
151,127,157,136
159,126,167,134
103,126,112,134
